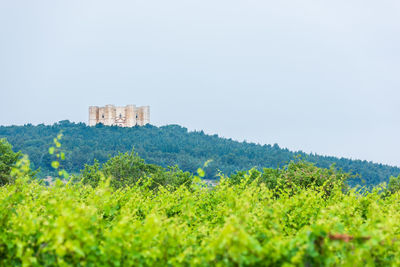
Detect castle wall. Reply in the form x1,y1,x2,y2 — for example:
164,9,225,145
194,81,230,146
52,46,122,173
115,106,126,126
98,107,106,125
115,107,126,119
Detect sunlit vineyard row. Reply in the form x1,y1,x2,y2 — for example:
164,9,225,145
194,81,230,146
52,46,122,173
2,137,400,266
2,170,400,266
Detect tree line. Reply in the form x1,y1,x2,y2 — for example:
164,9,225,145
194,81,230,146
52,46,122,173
0,120,399,186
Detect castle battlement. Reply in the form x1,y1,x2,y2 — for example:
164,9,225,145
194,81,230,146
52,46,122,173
89,105,150,127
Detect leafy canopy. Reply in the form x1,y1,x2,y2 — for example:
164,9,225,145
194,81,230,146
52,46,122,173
77,149,193,190
0,139,25,185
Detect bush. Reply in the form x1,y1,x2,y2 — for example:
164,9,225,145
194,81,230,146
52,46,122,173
77,149,193,190
0,138,36,186
388,175,400,194
229,160,349,196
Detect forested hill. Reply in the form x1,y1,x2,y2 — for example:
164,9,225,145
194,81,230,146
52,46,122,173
0,120,399,186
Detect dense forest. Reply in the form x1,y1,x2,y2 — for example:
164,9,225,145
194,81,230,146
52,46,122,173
0,120,399,186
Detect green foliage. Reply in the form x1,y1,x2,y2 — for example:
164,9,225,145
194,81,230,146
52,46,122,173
79,159,103,188
388,175,400,194
230,160,349,194
101,149,160,189
0,138,36,185
1,122,399,186
1,124,399,265
48,133,69,180
77,149,193,190
2,163,400,266
0,138,21,185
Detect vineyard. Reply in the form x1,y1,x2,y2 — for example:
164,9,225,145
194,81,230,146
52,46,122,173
2,137,400,266
2,169,400,266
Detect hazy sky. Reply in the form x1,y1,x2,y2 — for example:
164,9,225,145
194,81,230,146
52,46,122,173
1,0,399,166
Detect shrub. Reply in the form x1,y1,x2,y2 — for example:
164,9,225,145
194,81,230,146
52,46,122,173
229,160,349,196
0,138,36,186
77,149,193,190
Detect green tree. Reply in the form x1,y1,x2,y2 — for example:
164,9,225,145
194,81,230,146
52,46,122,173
79,149,193,189
388,175,400,194
102,149,160,189
0,138,23,185
79,159,103,188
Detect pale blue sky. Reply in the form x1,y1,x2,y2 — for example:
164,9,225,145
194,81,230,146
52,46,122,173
0,0,399,166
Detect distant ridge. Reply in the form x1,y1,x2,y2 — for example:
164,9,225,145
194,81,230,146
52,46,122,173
0,120,399,186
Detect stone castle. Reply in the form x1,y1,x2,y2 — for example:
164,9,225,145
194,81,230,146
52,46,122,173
89,105,150,127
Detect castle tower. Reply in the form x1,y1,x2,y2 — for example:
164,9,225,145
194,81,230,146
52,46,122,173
104,104,116,126
142,106,150,125
125,105,136,127
137,106,150,126
89,106,99,126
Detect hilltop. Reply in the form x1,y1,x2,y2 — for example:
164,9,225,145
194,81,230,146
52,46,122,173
0,120,399,186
